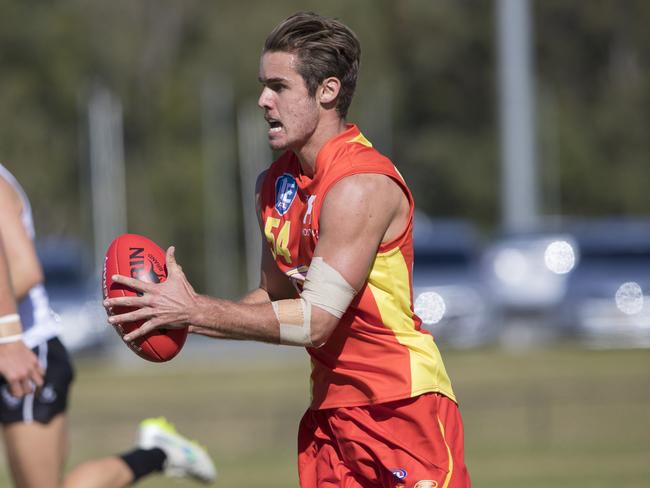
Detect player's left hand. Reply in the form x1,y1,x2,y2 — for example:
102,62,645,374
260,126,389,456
103,246,198,342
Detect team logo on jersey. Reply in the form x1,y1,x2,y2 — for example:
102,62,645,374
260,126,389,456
392,468,408,480
275,174,298,216
414,481,438,488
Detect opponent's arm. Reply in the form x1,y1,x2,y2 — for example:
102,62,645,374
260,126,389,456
0,178,44,300
0,233,44,397
105,174,407,346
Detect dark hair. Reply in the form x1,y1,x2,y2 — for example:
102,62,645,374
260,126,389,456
264,12,361,118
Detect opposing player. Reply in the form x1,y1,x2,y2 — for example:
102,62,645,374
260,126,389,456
0,163,216,487
0,227,44,403
105,12,470,488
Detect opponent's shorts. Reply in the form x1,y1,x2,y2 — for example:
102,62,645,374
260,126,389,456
298,393,470,488
0,337,74,425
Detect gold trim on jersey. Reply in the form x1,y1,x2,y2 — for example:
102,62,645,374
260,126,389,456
437,415,454,488
286,265,309,279
346,132,373,147
366,247,456,402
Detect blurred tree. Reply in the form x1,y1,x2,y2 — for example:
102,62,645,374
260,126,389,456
392,0,500,231
536,0,650,218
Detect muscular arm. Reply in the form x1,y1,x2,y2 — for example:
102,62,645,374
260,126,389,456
105,174,408,347
304,173,408,344
0,178,44,300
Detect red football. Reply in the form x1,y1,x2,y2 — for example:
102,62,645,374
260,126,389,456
102,234,187,362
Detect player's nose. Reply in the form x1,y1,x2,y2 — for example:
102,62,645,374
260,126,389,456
258,87,274,110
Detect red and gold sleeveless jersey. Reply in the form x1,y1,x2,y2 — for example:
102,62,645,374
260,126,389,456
260,124,456,409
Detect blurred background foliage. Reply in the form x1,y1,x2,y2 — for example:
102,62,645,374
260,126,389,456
0,0,648,291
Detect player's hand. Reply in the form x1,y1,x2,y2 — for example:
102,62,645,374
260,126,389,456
104,246,198,342
0,341,44,398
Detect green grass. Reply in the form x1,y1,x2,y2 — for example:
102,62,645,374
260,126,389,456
0,345,649,486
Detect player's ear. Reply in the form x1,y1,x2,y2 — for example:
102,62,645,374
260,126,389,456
319,77,341,105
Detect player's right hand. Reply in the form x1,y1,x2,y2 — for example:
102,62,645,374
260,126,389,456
0,341,44,398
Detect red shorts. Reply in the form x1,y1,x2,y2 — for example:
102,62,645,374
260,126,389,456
298,393,470,488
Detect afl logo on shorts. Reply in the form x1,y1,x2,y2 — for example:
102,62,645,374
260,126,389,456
414,481,438,488
1,386,21,408
392,469,408,480
39,384,57,404
275,174,298,216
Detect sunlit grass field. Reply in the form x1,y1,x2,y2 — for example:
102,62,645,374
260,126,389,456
1,344,649,487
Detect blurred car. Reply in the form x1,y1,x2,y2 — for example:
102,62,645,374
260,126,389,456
481,230,578,344
412,213,494,348
482,218,650,348
559,219,650,348
37,237,110,354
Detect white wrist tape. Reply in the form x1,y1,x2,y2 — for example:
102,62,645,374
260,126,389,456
0,314,22,340
0,334,23,344
274,257,356,347
0,314,20,325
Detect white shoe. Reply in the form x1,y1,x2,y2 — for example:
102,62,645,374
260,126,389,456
137,417,217,484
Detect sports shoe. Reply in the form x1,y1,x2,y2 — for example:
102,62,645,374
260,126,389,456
137,417,217,483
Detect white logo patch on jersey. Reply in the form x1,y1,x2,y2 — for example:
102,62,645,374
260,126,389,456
303,195,317,225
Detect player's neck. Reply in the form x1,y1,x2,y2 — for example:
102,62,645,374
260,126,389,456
295,118,347,178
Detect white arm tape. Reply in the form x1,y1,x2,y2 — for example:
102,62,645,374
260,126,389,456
0,314,22,341
273,257,357,347
0,314,20,325
272,299,312,347
301,257,357,319
0,334,23,344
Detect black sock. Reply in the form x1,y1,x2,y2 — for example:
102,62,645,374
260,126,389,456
119,447,167,483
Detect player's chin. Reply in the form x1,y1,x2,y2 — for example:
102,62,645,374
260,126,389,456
268,139,288,151
267,133,288,150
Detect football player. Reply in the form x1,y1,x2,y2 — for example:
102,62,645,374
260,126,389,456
107,12,470,488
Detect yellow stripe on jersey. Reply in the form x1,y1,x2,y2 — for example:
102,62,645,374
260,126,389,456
347,132,373,148
366,247,456,402
393,166,406,184
437,415,454,488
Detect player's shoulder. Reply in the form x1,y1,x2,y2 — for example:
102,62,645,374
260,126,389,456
327,141,398,187
0,171,20,210
0,164,12,189
324,173,403,213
